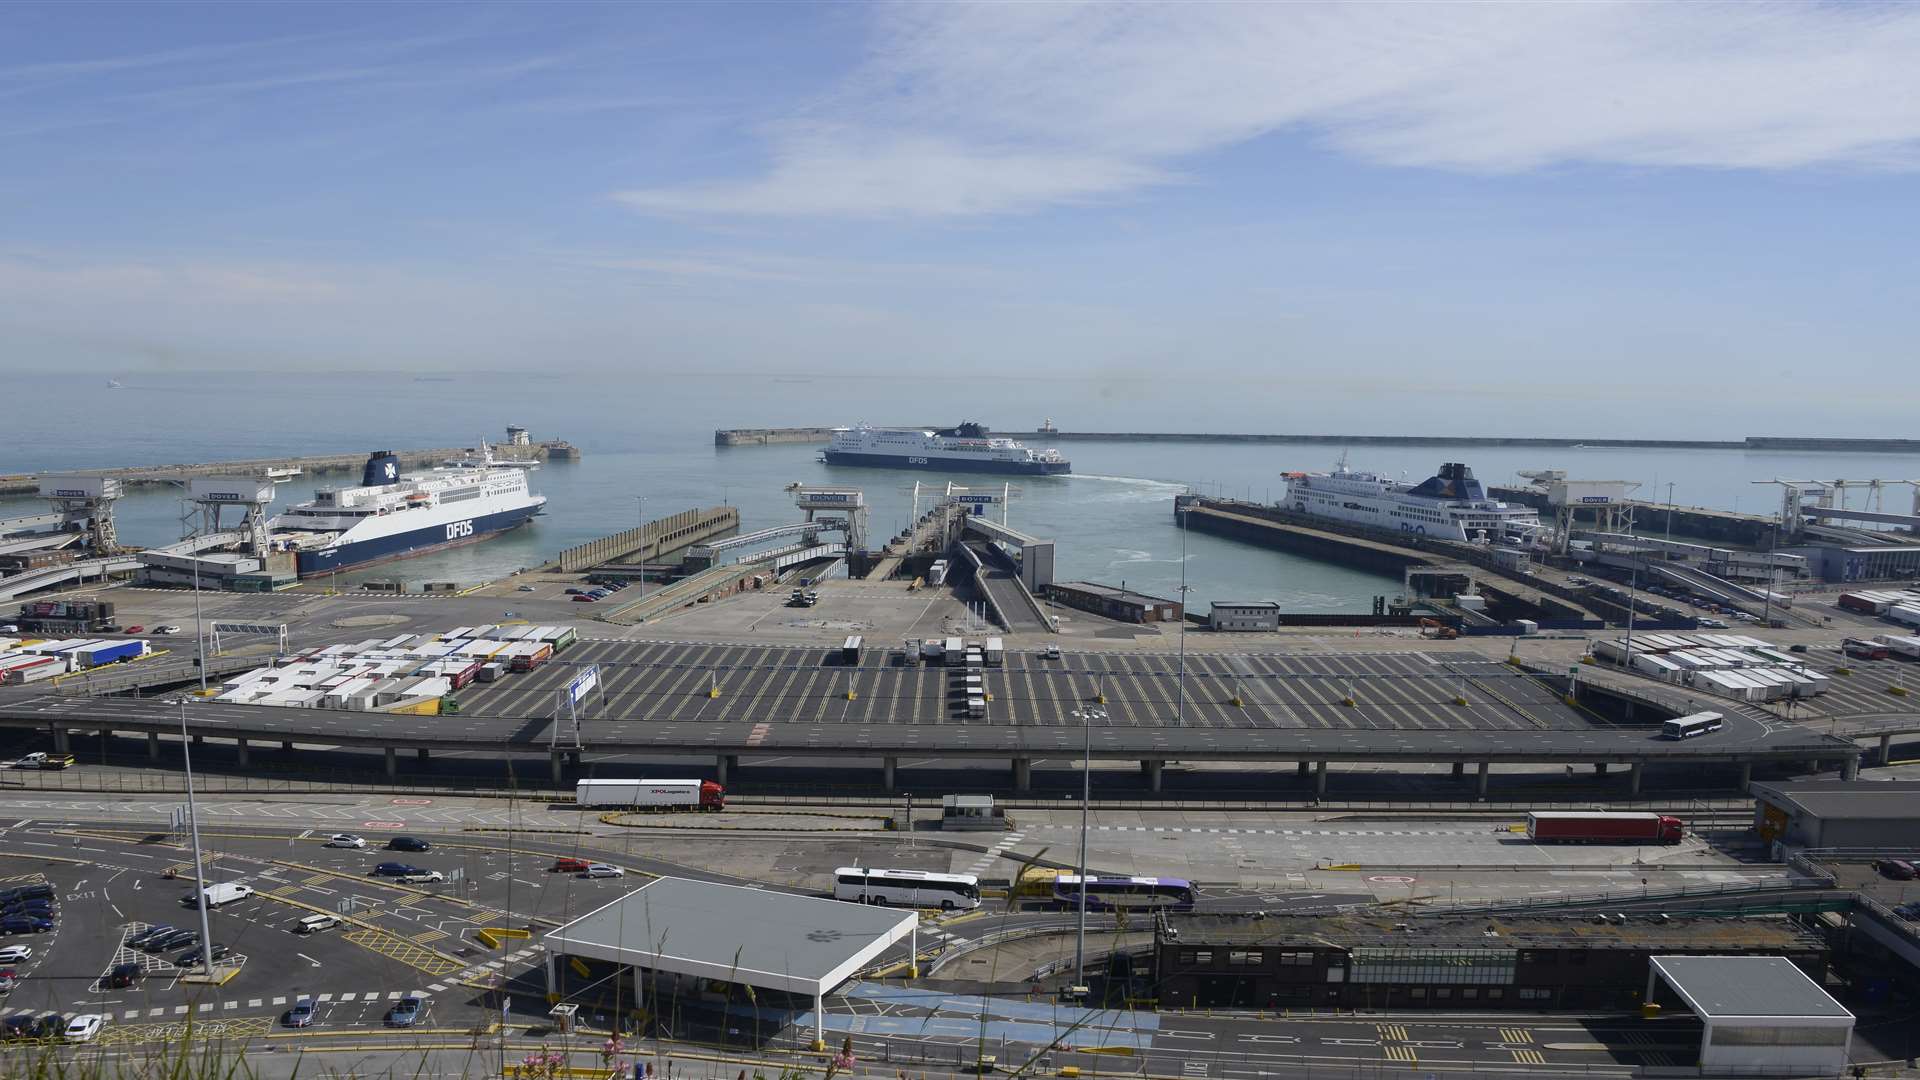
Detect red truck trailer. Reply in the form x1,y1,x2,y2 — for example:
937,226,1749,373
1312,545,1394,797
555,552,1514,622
1526,811,1683,844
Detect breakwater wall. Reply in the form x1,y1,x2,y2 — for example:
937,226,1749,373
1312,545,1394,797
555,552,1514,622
0,440,580,497
716,427,1920,453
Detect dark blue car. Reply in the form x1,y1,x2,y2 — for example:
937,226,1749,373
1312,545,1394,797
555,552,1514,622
0,917,53,935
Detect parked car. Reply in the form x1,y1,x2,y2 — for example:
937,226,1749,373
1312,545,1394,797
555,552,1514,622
1874,859,1918,881
565,588,587,595
399,871,446,885
1,917,53,935
582,864,624,879
176,944,231,968
571,594,597,603
0,885,52,903
3,1014,39,1039
385,837,431,852
1788,643,1810,653
128,926,173,949
152,930,197,952
517,584,536,592
551,857,591,873
106,962,142,988
154,625,182,635
0,969,16,993
284,997,316,1028
325,834,367,848
371,863,422,878
124,625,144,634
2,900,52,917
387,996,424,1027
63,1014,104,1043
0,945,33,964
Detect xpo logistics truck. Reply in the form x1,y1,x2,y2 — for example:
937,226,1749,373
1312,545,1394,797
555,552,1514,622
574,779,726,812
1525,811,1684,844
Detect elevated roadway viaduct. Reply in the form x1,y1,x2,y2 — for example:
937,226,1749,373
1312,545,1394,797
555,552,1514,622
0,689,1856,798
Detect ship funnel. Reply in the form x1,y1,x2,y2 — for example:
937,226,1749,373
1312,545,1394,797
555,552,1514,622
362,451,401,486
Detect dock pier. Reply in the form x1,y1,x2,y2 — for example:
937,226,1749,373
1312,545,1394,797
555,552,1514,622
715,427,1920,454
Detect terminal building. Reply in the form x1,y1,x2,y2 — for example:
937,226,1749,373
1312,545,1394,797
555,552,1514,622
1043,581,1182,624
1154,913,1827,1010
1751,778,1920,849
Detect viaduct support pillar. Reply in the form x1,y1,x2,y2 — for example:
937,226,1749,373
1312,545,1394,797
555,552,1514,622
236,738,249,768
1738,762,1752,790
417,748,429,764
716,755,736,786
1476,761,1490,797
1313,761,1328,798
282,740,295,752
550,752,564,784
1879,734,1892,765
1297,761,1310,779
1144,759,1163,793
1594,763,1608,775
1842,756,1860,781
1013,758,1032,792
1628,761,1643,796
52,726,69,754
1451,762,1465,779
384,747,397,778
147,732,161,760
882,756,897,792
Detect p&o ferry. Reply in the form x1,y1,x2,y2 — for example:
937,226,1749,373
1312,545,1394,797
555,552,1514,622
269,449,546,576
1282,460,1541,544
822,422,1070,476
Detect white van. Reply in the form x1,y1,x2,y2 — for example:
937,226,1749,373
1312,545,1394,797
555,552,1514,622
189,882,255,909
295,914,340,934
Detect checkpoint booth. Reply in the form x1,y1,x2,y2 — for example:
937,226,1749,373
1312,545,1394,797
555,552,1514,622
543,876,919,1049
1646,955,1854,1076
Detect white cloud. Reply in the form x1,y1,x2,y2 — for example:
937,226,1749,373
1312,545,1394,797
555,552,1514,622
617,1,1920,218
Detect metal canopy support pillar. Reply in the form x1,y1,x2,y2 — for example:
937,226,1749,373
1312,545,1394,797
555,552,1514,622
1879,734,1892,765
1628,761,1643,796
147,732,161,761
1144,759,1163,793
882,756,897,792
544,951,557,1000
812,990,825,1051
1313,761,1328,797
384,747,397,778
1738,762,1752,790
1476,761,1490,797
909,922,919,979
1013,758,1032,792
236,738,249,768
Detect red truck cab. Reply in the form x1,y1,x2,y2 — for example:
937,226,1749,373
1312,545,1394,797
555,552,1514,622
700,781,726,811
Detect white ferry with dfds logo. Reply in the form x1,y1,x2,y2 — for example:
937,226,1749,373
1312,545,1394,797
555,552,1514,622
269,449,546,576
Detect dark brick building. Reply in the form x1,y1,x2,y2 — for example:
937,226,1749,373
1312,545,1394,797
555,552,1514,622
1155,913,1828,1010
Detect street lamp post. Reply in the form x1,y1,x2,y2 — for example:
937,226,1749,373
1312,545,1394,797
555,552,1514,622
177,696,216,976
634,496,646,606
1175,507,1190,726
1663,483,1676,546
1070,706,1105,991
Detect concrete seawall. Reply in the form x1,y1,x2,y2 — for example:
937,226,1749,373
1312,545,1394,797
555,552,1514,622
715,427,1920,453
0,441,579,496
552,506,739,573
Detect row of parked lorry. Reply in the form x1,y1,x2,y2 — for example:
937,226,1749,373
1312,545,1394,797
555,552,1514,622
0,635,149,685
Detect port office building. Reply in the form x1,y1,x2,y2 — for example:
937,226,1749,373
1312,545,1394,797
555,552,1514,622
1209,601,1281,631
1043,581,1182,624
1751,778,1920,849
1154,914,1827,1010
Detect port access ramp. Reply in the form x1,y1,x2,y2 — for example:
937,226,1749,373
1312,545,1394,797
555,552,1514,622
0,555,141,602
959,540,1050,632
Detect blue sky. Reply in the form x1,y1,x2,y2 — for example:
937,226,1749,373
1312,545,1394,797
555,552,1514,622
1,1,1916,424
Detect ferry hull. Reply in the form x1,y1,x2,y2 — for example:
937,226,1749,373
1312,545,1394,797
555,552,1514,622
822,451,1069,476
295,504,541,577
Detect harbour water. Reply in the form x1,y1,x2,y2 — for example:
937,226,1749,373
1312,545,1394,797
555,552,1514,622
5,370,1916,611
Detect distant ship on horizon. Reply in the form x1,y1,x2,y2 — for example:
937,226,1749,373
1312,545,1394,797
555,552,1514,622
822,422,1070,475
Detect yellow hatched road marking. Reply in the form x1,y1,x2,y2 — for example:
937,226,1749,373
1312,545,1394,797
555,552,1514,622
96,1016,272,1047
1383,1046,1418,1063
342,927,463,976
1501,1027,1533,1044
272,885,300,897
1511,1049,1546,1065
304,873,334,885
412,929,449,944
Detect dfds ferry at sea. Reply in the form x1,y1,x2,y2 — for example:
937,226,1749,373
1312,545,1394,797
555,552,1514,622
1282,460,1541,544
822,422,1070,475
269,449,546,576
